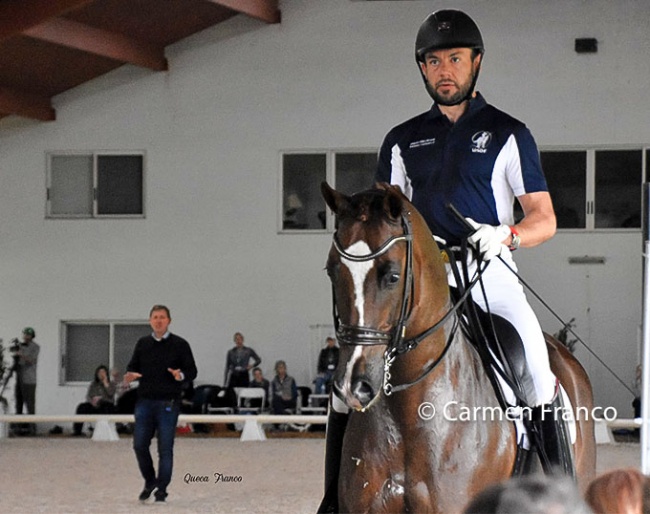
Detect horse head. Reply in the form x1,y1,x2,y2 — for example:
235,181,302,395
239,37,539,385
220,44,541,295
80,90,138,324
322,182,450,411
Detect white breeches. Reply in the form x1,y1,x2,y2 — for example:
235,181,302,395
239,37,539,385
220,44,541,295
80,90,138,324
447,250,556,406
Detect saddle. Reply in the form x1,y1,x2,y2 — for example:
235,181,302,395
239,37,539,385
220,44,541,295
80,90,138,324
450,287,537,410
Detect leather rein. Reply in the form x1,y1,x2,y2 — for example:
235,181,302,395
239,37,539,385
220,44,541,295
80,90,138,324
330,211,469,395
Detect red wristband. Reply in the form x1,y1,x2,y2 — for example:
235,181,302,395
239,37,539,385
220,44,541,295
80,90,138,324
508,226,520,251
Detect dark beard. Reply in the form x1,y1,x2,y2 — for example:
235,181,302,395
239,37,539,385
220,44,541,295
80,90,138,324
426,68,477,106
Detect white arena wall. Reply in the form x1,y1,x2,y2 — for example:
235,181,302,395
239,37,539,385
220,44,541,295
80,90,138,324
0,0,648,417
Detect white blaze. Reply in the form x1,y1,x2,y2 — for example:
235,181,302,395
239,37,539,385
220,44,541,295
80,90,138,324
340,241,374,397
341,241,374,327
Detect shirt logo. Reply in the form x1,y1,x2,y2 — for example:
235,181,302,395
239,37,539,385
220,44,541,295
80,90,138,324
471,131,492,153
409,138,436,149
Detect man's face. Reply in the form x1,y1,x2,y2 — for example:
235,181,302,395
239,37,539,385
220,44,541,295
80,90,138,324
253,369,262,381
150,309,171,336
234,334,244,347
419,47,480,106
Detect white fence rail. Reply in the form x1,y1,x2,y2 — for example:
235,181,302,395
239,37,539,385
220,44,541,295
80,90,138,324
0,415,641,444
0,414,328,442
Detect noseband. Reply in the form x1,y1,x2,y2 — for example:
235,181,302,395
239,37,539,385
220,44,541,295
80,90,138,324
330,211,463,395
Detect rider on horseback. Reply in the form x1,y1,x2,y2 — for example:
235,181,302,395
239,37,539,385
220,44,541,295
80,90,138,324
319,9,573,513
377,8,573,474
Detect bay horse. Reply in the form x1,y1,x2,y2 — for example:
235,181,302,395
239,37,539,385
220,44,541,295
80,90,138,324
321,183,595,513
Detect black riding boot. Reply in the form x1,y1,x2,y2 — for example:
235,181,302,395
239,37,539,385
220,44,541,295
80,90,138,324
317,410,349,514
531,393,575,478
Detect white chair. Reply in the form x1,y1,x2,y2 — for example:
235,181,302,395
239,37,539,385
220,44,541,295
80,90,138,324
237,388,266,414
300,393,329,415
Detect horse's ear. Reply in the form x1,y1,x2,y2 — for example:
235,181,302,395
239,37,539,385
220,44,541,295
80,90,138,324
383,185,404,221
321,181,349,215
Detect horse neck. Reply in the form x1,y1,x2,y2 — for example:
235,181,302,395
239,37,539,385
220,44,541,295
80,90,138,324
385,218,457,386
404,220,451,338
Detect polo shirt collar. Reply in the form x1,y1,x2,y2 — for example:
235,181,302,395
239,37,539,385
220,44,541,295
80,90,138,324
152,331,170,342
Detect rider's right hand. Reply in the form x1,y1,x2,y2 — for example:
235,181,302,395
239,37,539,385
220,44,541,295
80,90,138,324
465,218,510,261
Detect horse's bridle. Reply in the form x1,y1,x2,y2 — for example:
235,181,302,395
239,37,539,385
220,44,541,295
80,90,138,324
332,213,414,348
330,211,465,395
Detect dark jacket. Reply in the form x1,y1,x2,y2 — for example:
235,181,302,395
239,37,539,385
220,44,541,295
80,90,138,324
127,333,197,401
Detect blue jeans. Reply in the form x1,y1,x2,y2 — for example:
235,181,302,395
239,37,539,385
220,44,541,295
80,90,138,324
314,372,334,394
133,398,180,493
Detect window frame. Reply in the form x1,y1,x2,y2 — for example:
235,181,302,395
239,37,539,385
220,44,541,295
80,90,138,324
539,145,648,232
59,319,150,385
278,148,378,234
46,150,146,219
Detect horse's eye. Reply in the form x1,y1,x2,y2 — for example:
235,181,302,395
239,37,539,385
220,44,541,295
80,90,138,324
380,269,400,288
388,273,400,285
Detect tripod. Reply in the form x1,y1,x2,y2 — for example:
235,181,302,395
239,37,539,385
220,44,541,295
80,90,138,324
0,356,18,413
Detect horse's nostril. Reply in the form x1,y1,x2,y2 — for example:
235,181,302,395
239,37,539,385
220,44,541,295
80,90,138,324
351,379,375,407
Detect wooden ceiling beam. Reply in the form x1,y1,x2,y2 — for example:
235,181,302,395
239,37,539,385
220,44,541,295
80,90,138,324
24,18,168,71
0,0,94,42
0,86,55,121
208,0,281,24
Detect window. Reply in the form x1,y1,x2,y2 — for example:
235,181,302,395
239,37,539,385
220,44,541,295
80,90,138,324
537,148,646,230
594,150,642,228
280,150,377,232
541,151,587,229
61,321,151,384
47,152,145,218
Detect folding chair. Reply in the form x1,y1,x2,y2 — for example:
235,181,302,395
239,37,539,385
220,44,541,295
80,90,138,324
237,388,266,414
206,386,235,415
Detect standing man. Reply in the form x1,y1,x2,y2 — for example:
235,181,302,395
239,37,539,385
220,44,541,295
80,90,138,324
124,305,197,504
224,332,261,388
13,327,40,435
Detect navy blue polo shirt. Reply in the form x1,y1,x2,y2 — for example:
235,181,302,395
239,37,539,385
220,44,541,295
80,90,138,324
376,93,548,246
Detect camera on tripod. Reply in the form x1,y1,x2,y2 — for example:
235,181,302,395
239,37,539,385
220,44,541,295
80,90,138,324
8,338,20,359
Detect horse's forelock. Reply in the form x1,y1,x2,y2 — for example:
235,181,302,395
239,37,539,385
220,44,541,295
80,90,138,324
340,188,402,225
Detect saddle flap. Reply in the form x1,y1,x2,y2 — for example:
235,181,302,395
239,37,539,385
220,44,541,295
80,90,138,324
454,289,537,409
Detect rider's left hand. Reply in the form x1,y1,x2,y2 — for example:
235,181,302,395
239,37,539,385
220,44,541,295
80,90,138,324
465,218,510,261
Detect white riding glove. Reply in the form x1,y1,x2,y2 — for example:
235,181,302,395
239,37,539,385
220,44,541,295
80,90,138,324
465,218,511,261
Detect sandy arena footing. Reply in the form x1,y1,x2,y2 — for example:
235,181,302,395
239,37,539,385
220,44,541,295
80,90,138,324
0,437,641,514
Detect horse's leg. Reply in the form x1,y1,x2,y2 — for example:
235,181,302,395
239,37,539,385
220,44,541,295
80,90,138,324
318,410,349,513
546,334,597,488
338,411,404,513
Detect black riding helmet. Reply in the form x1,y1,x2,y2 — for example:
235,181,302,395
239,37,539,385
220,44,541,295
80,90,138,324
415,10,484,105
415,9,484,62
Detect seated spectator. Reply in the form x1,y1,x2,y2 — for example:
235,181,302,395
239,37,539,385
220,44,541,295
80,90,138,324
110,366,140,434
314,337,339,394
73,365,116,436
271,360,297,414
249,367,270,410
463,475,592,514
585,468,650,514
110,367,129,404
